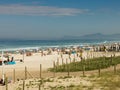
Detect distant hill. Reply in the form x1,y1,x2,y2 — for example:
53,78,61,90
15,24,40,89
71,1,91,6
62,33,120,40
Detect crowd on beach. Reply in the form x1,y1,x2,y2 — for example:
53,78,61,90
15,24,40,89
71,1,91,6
1,43,120,57
0,43,120,66
33,43,120,56
93,43,120,52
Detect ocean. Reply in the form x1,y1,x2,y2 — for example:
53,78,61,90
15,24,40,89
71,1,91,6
0,39,119,51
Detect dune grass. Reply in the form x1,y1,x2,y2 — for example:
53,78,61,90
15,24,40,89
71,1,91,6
48,56,120,72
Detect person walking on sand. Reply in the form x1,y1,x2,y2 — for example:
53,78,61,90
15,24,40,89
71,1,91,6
80,49,83,60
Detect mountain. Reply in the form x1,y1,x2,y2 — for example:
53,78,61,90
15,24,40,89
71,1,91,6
81,33,105,39
62,33,120,40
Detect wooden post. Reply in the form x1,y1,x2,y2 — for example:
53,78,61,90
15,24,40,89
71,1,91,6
38,84,41,90
69,54,71,59
56,58,59,70
5,77,8,90
75,59,77,70
66,59,68,64
53,61,55,77
57,58,59,66
23,80,25,90
114,64,116,74
66,59,68,71
93,52,94,58
40,64,42,78
111,55,113,64
66,58,70,76
67,64,70,77
62,58,64,65
25,66,27,80
74,54,75,60
61,54,63,58
69,57,71,63
73,57,75,62
82,65,85,77
13,69,15,83
98,64,101,77
23,49,25,63
114,53,115,57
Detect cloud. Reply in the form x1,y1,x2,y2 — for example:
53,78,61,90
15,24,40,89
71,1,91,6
0,4,89,16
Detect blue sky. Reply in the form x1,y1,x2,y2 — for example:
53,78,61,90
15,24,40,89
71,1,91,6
0,0,120,40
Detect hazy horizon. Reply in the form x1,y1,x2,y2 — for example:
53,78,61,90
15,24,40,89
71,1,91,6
0,0,120,40
0,33,119,40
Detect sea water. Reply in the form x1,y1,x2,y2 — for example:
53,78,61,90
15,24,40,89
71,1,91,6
0,39,119,51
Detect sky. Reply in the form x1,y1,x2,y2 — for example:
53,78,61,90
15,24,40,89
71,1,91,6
0,0,120,40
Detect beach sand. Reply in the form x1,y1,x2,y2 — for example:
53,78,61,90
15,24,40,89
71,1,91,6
0,51,120,90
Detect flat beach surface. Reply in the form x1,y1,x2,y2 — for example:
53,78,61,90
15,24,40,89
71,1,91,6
0,51,120,90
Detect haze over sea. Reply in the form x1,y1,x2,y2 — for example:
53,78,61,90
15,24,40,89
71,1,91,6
0,39,119,51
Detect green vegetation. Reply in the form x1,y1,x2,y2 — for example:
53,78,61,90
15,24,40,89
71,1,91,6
48,56,120,72
95,71,120,90
43,78,54,82
57,76,72,79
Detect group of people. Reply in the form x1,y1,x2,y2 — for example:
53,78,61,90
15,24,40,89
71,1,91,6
93,43,120,52
4,57,14,64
